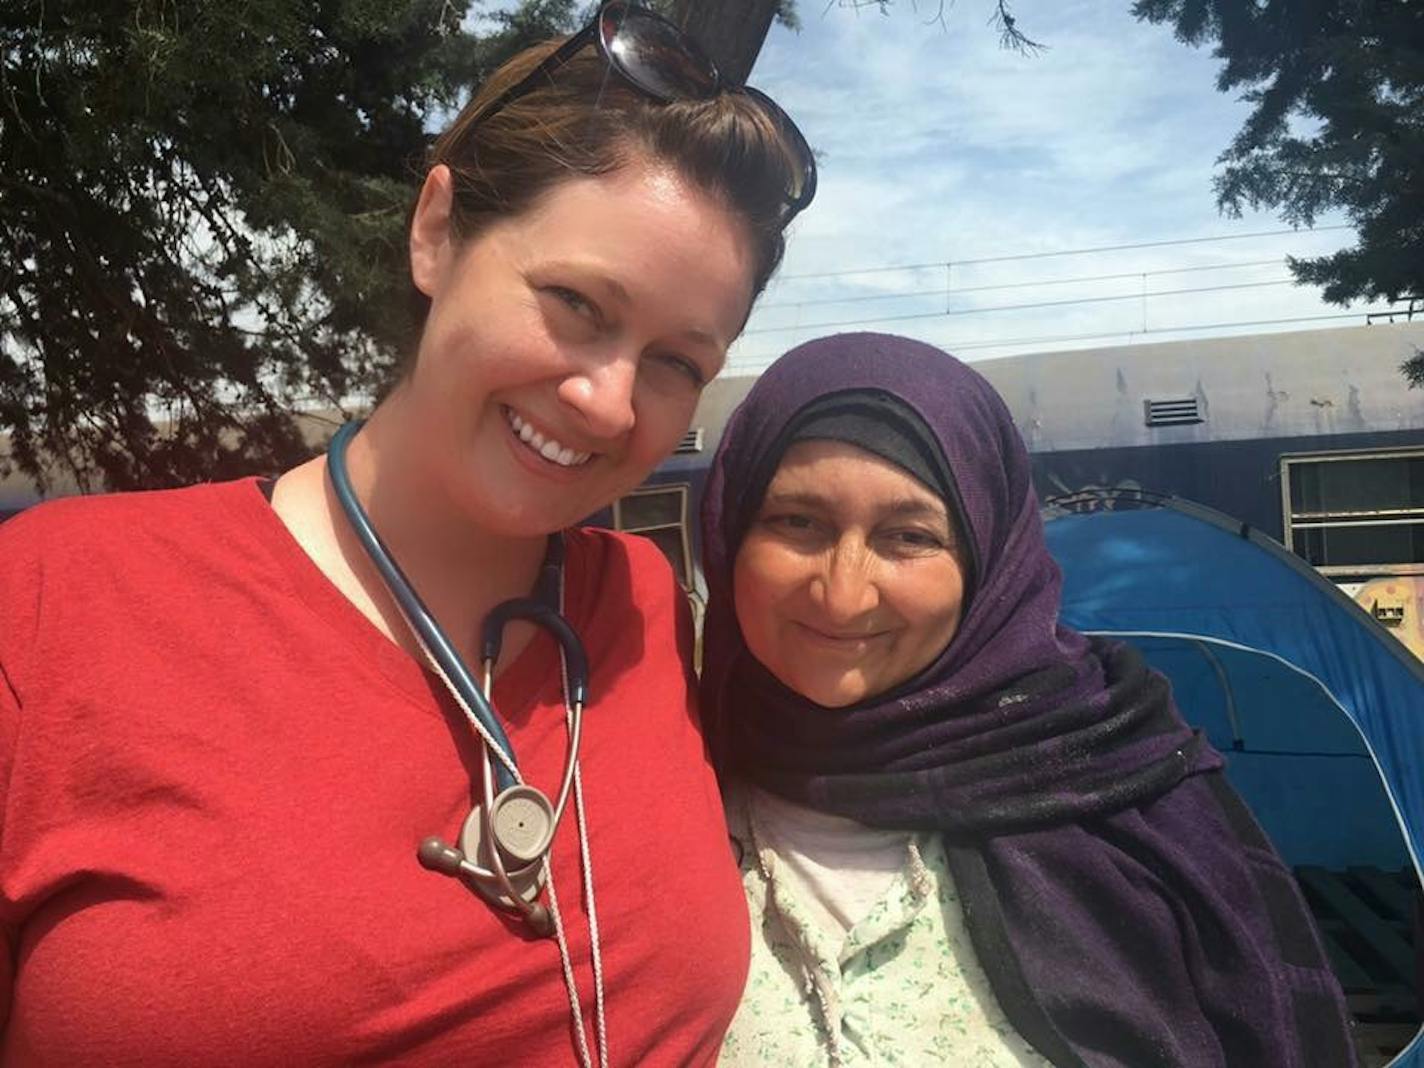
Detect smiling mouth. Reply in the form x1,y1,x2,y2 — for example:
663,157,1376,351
797,623,885,645
504,407,594,468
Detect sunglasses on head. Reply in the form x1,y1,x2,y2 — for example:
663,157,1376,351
475,0,817,224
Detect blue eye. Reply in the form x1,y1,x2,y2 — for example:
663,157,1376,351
549,287,594,316
656,353,705,387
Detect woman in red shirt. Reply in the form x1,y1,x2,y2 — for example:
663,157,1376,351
0,5,815,1065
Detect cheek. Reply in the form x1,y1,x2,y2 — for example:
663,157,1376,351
417,276,540,382
413,318,486,393
731,540,784,647
900,565,967,657
731,553,763,640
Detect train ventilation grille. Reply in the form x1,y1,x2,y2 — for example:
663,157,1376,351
674,428,705,455
1143,398,1203,427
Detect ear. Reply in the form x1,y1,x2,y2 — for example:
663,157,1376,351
409,165,456,299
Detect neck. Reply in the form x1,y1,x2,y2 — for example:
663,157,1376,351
354,402,549,658
275,401,550,673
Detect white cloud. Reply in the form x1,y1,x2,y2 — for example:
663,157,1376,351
732,0,1374,368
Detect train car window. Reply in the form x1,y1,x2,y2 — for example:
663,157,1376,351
1281,449,1424,577
613,484,693,590
617,489,684,531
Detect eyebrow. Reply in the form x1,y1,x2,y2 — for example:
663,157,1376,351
597,274,632,307
680,326,722,349
762,490,950,524
548,262,727,350
539,260,634,307
761,490,829,512
884,497,951,522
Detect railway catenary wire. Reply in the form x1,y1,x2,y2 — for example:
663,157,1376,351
735,309,1410,371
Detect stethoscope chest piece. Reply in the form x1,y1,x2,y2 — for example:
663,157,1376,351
488,784,558,862
459,800,547,907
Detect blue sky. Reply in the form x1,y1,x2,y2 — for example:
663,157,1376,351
730,1,1382,371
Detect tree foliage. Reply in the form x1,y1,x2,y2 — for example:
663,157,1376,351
1133,0,1424,380
0,0,576,492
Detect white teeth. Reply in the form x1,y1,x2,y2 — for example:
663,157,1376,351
505,409,592,468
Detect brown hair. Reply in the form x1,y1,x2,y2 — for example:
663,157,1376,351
420,37,805,310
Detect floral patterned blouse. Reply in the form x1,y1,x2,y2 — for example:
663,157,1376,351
720,787,1053,1067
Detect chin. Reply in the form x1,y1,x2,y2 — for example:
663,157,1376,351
784,672,865,710
461,494,577,540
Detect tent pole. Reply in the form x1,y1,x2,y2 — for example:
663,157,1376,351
1193,639,1244,751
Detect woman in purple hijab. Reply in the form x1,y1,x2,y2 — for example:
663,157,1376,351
702,333,1354,1067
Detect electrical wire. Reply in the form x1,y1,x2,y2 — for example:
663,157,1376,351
733,309,1408,370
744,279,1298,337
773,225,1354,283
757,260,1292,313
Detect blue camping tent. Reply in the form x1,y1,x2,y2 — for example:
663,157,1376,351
1044,493,1424,1067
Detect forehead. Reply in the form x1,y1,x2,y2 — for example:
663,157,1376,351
768,440,945,507
516,161,752,264
500,160,757,336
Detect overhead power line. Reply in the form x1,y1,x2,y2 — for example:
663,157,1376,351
733,309,1404,371
773,226,1354,283
743,279,1297,337
757,259,1288,313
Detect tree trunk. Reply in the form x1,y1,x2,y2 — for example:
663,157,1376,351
669,0,780,86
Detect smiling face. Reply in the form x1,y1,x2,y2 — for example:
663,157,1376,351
732,439,969,709
396,159,756,537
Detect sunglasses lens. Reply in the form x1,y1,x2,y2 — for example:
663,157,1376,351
741,86,817,218
591,3,814,223
598,3,719,101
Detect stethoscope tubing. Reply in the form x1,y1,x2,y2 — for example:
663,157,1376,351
327,420,520,790
481,739,527,903
473,660,585,906
481,661,585,858
326,421,607,1059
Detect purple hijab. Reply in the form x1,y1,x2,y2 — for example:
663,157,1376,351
701,334,1354,1067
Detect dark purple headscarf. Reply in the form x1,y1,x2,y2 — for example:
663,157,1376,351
700,332,1209,821
701,334,1355,1068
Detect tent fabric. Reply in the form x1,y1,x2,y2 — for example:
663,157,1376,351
1043,497,1424,1067
1130,636,1407,871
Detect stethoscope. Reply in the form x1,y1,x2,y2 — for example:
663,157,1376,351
326,420,590,937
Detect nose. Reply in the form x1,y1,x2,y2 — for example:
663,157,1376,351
556,349,637,440
810,539,880,624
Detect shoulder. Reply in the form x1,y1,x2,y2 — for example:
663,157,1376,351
562,523,697,677
563,525,678,581
0,480,268,664
0,480,263,606
0,480,258,562
562,525,687,616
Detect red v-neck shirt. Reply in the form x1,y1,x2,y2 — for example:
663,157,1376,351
0,480,747,1066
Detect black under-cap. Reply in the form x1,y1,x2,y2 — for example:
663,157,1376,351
735,386,976,603
786,390,951,503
